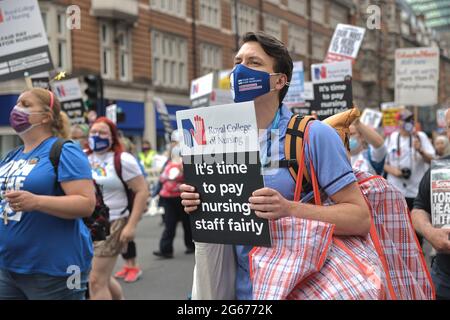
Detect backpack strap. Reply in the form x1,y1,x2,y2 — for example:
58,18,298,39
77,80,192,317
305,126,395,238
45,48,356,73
285,114,316,187
49,138,73,191
114,151,133,214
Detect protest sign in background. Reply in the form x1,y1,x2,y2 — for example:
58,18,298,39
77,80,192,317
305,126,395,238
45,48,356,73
190,73,214,108
51,78,85,125
381,102,401,136
176,102,271,247
431,159,450,228
0,0,53,82
395,47,439,106
360,108,383,129
325,24,365,63
311,60,352,84
310,79,353,120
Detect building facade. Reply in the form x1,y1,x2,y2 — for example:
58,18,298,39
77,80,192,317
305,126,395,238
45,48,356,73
0,0,449,155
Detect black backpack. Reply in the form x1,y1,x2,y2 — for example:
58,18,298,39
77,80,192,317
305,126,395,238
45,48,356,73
49,138,110,242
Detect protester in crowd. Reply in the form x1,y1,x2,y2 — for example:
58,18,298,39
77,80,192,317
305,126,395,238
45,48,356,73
154,130,194,259
139,140,157,170
434,135,450,158
384,109,435,211
180,32,372,299
71,124,90,150
0,88,95,300
87,117,149,300
349,117,387,175
411,109,450,300
114,135,147,283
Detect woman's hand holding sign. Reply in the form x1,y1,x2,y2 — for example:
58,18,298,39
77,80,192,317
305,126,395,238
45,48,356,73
249,187,292,220
180,184,201,213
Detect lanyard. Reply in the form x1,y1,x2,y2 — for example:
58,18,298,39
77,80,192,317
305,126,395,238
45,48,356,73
260,108,281,168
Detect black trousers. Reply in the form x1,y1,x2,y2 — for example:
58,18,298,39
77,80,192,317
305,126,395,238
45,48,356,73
405,197,423,247
159,196,194,254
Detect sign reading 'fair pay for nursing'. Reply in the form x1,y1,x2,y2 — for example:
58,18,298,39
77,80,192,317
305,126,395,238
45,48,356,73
176,102,271,247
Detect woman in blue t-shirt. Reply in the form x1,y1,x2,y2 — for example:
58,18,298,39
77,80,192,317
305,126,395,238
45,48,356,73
0,88,96,300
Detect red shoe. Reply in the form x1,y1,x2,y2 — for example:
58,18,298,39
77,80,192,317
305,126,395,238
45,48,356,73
124,267,142,283
114,266,129,279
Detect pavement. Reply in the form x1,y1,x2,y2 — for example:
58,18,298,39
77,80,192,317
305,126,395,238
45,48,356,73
113,213,195,300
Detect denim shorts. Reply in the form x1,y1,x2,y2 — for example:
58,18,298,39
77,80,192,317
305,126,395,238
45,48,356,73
0,268,89,300
431,258,450,300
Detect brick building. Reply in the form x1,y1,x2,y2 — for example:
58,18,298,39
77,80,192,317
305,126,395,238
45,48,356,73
0,0,449,154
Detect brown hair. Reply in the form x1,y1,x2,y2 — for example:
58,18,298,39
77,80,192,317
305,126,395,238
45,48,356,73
27,88,69,138
242,31,293,105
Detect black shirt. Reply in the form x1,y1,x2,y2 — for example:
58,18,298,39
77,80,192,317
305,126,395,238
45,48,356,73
413,155,450,275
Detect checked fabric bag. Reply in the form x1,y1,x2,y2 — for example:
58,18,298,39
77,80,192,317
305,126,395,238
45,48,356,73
250,120,390,300
356,170,435,300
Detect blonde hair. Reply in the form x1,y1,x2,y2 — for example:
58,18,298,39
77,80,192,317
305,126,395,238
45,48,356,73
27,88,68,138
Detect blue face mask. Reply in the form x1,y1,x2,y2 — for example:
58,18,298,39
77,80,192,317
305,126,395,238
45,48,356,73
230,64,286,103
89,135,111,152
402,121,415,134
349,137,360,151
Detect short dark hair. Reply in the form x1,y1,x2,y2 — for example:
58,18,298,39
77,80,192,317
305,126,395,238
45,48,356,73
241,31,293,105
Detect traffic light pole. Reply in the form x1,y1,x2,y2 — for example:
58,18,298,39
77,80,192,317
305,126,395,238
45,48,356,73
98,76,104,117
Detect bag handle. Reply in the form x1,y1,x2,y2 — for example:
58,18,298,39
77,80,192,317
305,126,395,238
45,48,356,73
293,121,322,205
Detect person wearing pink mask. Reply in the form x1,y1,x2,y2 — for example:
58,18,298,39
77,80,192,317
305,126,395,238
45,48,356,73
0,88,95,300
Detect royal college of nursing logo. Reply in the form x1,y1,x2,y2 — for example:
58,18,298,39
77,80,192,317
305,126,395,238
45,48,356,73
181,115,206,148
313,65,327,81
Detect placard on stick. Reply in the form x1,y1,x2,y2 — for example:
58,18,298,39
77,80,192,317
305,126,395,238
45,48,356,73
176,102,271,247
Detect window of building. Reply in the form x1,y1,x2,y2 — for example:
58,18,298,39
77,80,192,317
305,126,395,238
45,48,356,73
150,0,186,17
39,4,72,71
288,24,308,56
264,14,281,40
231,3,258,36
100,22,115,79
199,0,221,28
200,43,222,82
311,0,325,24
329,4,348,28
312,34,327,60
118,26,132,81
152,30,187,89
288,0,307,17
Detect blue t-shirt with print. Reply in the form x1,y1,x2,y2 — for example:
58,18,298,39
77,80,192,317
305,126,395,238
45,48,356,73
235,104,356,300
0,137,93,277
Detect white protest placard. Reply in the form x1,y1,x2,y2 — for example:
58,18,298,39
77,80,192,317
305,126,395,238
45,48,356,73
176,102,271,247
360,108,383,128
325,24,365,63
311,60,352,84
0,0,53,81
395,47,440,106
302,82,314,100
437,109,447,128
51,78,85,125
105,104,117,124
283,61,305,107
190,73,214,108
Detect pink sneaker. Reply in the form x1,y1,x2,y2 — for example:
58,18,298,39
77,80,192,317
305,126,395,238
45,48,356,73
124,267,142,283
114,266,129,279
